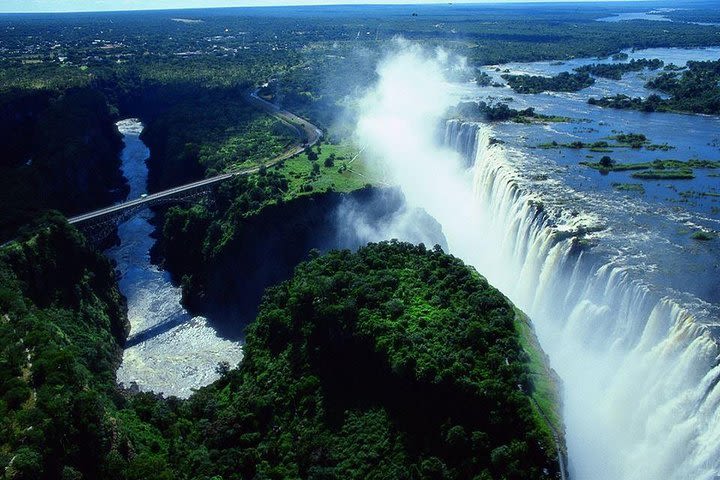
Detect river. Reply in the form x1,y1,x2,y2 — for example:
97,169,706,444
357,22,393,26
469,46,720,307
353,44,720,480
108,119,243,399
105,44,720,475
106,118,443,398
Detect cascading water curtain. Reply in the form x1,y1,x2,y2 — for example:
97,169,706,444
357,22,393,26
454,121,720,480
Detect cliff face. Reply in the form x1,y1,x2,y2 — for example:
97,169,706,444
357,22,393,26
0,88,128,240
0,89,55,169
34,90,127,212
155,187,447,336
0,215,129,480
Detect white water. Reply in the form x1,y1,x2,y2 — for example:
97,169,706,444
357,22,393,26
443,119,479,167
464,125,720,480
109,119,243,398
355,46,720,480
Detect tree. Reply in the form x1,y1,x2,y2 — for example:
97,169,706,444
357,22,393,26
8,447,43,479
599,156,615,169
305,147,318,162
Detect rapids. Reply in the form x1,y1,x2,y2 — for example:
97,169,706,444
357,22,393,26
108,119,243,398
353,43,720,479
446,121,720,480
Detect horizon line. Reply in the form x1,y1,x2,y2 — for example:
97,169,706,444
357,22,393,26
0,0,654,15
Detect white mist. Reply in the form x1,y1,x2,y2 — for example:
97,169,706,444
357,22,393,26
353,42,720,480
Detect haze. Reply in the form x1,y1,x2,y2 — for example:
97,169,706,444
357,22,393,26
3,0,642,14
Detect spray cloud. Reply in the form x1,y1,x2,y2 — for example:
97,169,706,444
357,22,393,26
354,40,494,261
350,40,720,480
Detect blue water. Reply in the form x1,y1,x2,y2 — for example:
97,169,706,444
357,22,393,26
597,11,673,23
473,47,720,218
108,119,243,398
461,46,720,307
597,9,720,27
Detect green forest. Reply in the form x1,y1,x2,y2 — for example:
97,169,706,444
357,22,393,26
589,59,720,114
2,4,720,479
0,220,563,479
0,215,129,480
156,169,289,301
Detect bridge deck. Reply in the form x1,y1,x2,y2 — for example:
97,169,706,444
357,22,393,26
69,91,321,226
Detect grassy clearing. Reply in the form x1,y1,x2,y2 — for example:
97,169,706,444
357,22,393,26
679,190,720,199
272,142,385,201
513,114,572,124
538,134,674,152
631,169,695,180
218,116,296,172
580,159,718,180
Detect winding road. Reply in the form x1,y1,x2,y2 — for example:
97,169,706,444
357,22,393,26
68,90,322,225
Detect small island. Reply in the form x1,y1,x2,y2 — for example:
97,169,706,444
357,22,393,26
579,157,720,179
501,71,595,94
574,58,664,80
451,101,571,123
588,59,720,114
538,133,674,152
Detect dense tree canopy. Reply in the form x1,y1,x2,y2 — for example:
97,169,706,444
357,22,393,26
199,240,562,479
589,59,720,114
0,214,129,479
501,72,595,94
0,219,562,479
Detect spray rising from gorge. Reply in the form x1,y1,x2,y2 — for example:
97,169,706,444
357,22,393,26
353,43,720,480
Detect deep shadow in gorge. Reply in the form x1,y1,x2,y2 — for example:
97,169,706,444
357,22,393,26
153,187,447,341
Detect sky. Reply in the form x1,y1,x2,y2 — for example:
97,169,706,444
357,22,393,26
0,0,639,14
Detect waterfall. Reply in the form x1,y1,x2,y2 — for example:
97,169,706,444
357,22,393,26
448,121,720,480
443,119,480,167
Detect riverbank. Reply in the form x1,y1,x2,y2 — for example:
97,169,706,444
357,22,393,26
144,151,566,473
107,119,242,398
152,186,446,333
